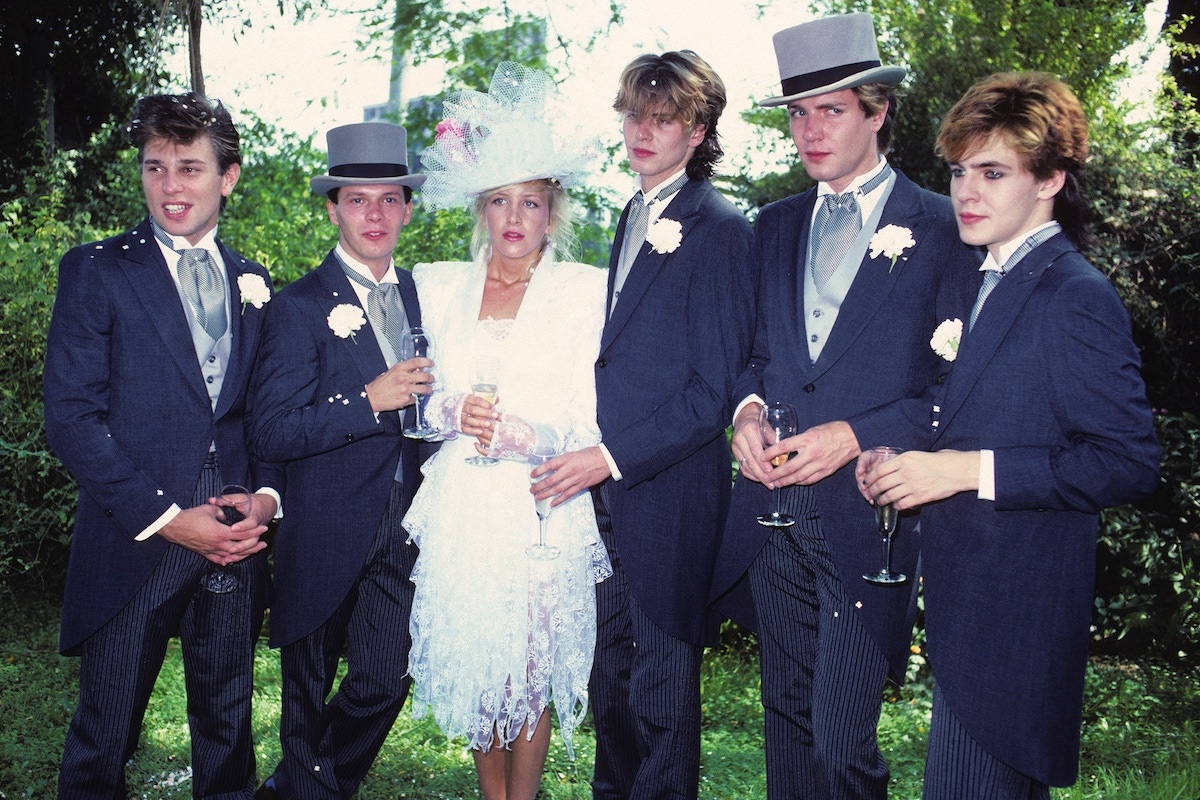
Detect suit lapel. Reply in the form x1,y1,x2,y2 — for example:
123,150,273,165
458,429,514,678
604,203,630,321
809,176,929,377
119,220,211,407
602,180,707,350
314,255,392,392
933,236,1071,440
396,270,421,329
773,192,816,378
214,240,261,418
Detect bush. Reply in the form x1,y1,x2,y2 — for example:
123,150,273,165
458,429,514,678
0,193,109,596
1094,413,1200,660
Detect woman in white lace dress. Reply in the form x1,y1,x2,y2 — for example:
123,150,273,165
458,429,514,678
401,63,610,800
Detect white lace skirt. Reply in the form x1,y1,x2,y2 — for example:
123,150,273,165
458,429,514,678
402,438,610,755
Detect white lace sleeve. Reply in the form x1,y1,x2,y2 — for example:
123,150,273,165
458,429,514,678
487,415,563,461
423,388,466,439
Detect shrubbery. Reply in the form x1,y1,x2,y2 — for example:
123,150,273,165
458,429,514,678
1095,413,1200,660
0,113,613,599
2,102,1197,663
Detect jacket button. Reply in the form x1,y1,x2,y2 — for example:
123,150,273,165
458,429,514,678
345,433,355,442
803,384,816,394
104,509,114,517
596,358,607,368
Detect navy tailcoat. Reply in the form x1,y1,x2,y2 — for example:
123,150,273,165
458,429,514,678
712,172,981,679
44,218,281,654
248,252,423,647
919,234,1159,785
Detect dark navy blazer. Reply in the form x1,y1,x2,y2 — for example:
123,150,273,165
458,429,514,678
918,234,1158,785
44,218,281,653
597,177,756,646
248,252,423,647
712,172,981,679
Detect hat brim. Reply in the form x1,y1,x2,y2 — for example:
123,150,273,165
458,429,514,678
310,173,427,196
468,170,573,199
759,65,906,107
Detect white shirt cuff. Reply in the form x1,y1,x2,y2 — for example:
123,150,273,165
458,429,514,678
136,504,181,541
599,443,622,482
733,394,765,425
977,449,996,501
255,487,284,519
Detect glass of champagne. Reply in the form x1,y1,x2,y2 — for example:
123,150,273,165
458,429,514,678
862,446,907,585
527,430,563,561
465,356,500,466
399,326,437,439
203,484,251,594
756,401,799,528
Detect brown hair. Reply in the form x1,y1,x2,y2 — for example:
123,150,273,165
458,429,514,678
129,92,241,212
128,92,241,173
852,82,898,155
936,72,1090,244
613,50,727,180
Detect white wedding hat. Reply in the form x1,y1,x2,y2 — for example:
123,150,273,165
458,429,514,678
760,12,906,107
419,62,600,210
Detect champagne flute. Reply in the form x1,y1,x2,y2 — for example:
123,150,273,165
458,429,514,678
527,429,563,561
399,326,437,439
756,401,800,528
862,446,907,585
203,484,251,594
465,356,500,466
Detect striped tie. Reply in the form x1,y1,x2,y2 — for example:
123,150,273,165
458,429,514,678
152,223,227,340
339,260,408,363
968,269,1003,331
811,192,859,289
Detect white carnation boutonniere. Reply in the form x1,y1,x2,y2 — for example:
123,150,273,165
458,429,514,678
236,273,271,313
327,303,367,344
645,217,683,254
869,224,916,272
930,318,963,362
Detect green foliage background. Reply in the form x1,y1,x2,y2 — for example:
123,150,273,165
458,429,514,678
1,0,1197,668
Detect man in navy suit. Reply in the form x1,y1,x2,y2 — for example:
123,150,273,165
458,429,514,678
538,51,755,799
710,13,981,799
44,93,281,799
858,72,1159,799
248,122,431,800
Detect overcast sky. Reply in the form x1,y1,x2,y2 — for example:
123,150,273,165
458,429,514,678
163,0,1168,188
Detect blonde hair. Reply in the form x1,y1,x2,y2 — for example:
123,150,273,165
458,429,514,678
470,179,577,261
613,50,727,179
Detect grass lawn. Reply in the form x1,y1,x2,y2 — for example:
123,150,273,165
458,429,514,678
1,593,1197,799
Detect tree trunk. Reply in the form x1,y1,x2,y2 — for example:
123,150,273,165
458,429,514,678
187,0,205,96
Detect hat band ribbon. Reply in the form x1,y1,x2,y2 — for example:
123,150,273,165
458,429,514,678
329,162,410,178
780,60,881,97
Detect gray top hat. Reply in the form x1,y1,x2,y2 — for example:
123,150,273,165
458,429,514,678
310,122,427,196
760,12,906,107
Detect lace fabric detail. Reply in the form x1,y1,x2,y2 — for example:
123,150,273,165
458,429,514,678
478,316,514,340
403,256,609,756
404,453,609,755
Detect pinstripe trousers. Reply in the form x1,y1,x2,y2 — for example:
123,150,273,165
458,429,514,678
58,454,268,800
273,480,416,800
589,487,704,800
923,687,1050,800
748,484,891,800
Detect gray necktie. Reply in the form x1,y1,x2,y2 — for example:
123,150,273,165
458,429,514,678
620,192,650,268
811,192,860,289
153,223,227,340
967,223,1062,331
968,269,1003,331
620,171,690,268
340,261,407,361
